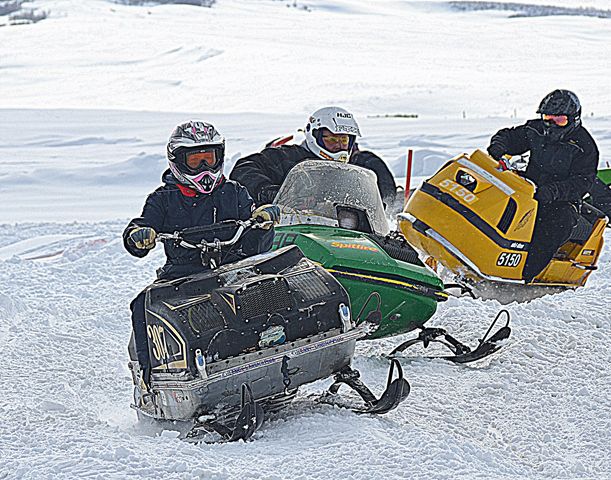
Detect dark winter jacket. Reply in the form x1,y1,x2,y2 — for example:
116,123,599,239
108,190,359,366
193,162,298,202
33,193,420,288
229,143,398,206
487,119,598,204
123,170,273,280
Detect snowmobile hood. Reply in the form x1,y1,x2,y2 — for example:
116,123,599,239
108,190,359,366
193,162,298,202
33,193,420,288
274,224,442,289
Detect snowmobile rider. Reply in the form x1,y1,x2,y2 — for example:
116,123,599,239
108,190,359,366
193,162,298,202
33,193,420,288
123,121,280,387
487,89,599,283
229,106,400,208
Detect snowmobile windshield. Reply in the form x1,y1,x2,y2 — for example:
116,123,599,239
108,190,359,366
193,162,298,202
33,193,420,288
275,160,390,235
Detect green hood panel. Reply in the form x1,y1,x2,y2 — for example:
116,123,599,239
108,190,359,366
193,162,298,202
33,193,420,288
274,224,442,289
272,224,444,338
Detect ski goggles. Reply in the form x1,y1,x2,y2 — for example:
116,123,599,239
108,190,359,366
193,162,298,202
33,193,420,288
542,114,569,127
321,133,352,148
185,150,221,172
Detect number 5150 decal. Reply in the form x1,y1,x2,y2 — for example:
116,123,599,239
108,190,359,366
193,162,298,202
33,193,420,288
496,252,522,267
439,179,478,204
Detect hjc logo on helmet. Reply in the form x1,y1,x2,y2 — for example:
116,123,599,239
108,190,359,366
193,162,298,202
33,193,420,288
336,112,353,119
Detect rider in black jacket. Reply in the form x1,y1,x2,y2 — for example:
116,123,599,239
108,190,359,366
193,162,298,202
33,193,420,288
487,90,599,282
123,171,271,280
124,121,279,387
229,107,399,208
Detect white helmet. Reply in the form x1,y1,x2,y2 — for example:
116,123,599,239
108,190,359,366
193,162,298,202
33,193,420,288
304,106,361,162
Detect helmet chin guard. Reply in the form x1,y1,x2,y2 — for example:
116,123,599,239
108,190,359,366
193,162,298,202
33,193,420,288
304,106,361,162
169,163,223,194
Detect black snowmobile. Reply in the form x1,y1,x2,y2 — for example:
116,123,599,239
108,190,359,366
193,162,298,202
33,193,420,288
128,219,409,442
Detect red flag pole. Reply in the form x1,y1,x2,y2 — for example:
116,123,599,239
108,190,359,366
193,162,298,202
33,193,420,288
404,149,413,208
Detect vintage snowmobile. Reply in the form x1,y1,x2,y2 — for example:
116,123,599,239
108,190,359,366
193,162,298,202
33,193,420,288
398,150,607,295
271,160,511,362
128,219,409,443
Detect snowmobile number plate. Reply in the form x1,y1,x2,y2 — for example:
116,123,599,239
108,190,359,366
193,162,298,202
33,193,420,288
496,252,522,267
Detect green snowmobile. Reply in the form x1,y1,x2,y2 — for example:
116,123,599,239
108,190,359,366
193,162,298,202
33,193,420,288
270,160,510,362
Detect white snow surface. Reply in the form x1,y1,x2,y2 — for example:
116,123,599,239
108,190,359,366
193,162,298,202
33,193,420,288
1,1,611,479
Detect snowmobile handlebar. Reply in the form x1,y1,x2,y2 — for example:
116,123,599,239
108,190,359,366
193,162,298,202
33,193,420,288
156,219,272,251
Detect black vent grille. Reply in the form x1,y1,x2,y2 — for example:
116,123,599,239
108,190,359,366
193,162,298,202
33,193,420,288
497,198,517,234
238,278,293,318
367,231,424,266
178,301,225,334
287,270,333,302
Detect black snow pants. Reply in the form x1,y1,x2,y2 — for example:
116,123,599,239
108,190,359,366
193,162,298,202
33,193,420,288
130,291,150,382
522,202,576,283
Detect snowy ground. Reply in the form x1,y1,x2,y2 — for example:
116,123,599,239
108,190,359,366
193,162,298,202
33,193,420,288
1,1,611,479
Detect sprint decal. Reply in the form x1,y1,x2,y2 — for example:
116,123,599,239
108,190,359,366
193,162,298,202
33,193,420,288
330,241,378,252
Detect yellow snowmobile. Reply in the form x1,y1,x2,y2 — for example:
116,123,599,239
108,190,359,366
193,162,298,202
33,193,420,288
398,150,607,291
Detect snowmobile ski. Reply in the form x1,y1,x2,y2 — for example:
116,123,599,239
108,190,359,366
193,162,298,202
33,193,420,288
185,384,264,444
228,383,264,442
325,358,410,414
389,310,511,364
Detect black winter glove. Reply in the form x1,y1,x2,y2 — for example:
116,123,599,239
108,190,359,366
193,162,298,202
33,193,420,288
534,184,558,204
129,226,157,250
487,144,505,161
258,185,280,205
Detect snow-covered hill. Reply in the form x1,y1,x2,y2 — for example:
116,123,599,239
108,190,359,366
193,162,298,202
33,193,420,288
1,1,610,479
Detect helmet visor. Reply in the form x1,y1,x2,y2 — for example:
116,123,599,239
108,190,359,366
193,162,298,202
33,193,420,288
542,114,569,127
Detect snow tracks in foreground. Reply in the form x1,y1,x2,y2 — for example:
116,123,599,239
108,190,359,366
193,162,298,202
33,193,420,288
0,222,609,479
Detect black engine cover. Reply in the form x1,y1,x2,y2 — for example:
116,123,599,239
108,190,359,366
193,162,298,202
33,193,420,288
144,246,350,373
